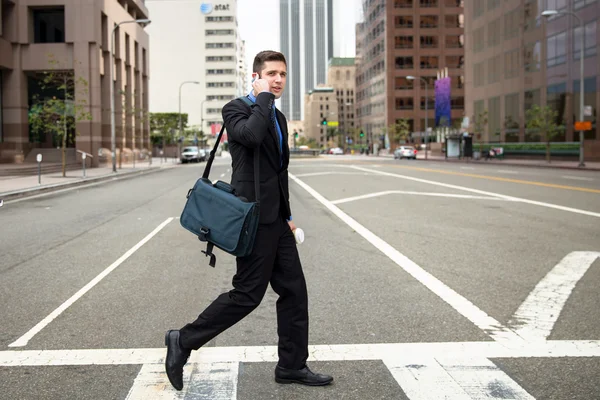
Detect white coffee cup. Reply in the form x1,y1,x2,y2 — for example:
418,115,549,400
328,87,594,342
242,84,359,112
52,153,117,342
293,228,305,244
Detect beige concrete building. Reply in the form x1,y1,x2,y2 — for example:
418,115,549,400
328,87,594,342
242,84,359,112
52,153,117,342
0,0,150,166
327,57,356,147
304,87,339,149
356,0,465,151
465,0,599,160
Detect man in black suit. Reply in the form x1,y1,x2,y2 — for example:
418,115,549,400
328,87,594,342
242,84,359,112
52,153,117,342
165,51,333,391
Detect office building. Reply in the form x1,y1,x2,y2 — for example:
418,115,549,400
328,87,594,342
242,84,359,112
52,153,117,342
146,0,246,138
280,0,334,121
304,86,338,148
0,0,150,166
464,0,599,159
327,57,356,146
356,0,465,151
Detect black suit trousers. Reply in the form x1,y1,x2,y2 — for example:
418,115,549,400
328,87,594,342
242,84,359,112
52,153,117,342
179,216,309,370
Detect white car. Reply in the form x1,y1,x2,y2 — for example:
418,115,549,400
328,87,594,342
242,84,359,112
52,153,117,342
180,146,205,163
393,146,417,160
328,147,344,155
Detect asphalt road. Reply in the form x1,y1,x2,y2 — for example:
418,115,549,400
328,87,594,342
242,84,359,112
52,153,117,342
1,155,599,400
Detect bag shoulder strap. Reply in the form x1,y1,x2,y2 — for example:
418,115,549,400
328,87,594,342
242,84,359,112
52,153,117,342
201,96,260,204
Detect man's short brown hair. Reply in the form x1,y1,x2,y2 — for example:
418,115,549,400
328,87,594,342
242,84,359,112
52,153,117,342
253,51,287,75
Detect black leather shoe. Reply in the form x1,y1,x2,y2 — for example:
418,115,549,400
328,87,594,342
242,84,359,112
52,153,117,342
275,365,333,386
164,330,191,391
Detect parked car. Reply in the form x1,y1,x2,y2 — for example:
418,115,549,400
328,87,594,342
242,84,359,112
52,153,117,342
328,147,344,155
180,146,205,163
394,146,417,160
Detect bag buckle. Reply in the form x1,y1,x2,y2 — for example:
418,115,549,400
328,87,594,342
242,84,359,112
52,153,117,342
198,227,210,241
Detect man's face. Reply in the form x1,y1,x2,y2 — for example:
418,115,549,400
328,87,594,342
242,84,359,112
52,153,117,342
258,61,287,99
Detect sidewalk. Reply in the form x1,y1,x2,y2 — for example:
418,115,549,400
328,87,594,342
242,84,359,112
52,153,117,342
0,157,179,202
377,152,600,171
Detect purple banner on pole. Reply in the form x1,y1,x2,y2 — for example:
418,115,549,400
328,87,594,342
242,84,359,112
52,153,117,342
435,77,452,127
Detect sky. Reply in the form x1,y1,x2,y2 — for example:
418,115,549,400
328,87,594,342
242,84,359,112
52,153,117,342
237,0,362,80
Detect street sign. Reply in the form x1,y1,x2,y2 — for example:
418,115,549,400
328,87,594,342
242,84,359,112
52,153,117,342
584,105,592,117
327,121,339,127
575,121,592,131
36,154,42,163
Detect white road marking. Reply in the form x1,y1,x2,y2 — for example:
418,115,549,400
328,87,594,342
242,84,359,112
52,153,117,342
460,167,475,170
2,340,599,367
293,171,373,178
384,356,535,400
561,175,594,182
509,252,600,342
331,190,515,205
289,173,520,343
7,218,174,348
497,169,519,174
126,362,238,400
351,166,600,218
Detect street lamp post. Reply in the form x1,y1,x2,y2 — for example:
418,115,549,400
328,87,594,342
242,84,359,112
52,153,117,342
110,18,150,173
178,81,200,160
407,75,428,160
200,98,209,147
542,9,585,167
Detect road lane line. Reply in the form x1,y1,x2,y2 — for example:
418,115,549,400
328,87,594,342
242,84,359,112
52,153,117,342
2,341,600,366
351,166,600,218
384,356,535,400
331,190,516,205
289,173,521,343
497,169,519,174
460,167,475,170
508,251,600,341
7,218,174,348
126,361,238,400
561,175,594,181
294,171,373,178
383,164,600,194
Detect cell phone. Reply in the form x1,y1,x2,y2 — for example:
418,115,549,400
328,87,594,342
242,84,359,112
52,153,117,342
251,73,258,83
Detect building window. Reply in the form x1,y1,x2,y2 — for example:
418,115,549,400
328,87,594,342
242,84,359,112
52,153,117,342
32,7,65,43
546,0,567,13
420,0,438,7
206,82,235,88
451,97,464,110
504,93,520,142
524,41,541,72
446,35,464,48
487,55,501,84
396,97,414,110
504,49,519,79
504,9,519,40
446,56,463,69
395,16,413,28
489,96,501,140
206,16,234,22
487,18,501,47
445,15,464,29
473,27,485,52
206,43,234,49
420,16,438,28
445,0,464,7
394,0,413,7
420,97,434,110
205,29,234,35
395,77,414,90
546,83,567,139
420,56,439,69
207,69,235,75
395,56,414,69
474,62,485,87
487,0,499,11
420,36,438,49
524,89,541,140
574,21,597,59
395,36,414,49
574,0,596,10
473,1,484,18
547,32,567,67
206,56,235,62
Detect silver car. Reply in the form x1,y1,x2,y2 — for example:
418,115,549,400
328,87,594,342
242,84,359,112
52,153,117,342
393,146,417,160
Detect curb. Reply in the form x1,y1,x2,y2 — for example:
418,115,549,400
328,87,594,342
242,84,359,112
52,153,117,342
0,165,173,202
430,158,600,172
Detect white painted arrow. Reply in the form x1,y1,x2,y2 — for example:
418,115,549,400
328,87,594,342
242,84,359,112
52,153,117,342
509,251,600,341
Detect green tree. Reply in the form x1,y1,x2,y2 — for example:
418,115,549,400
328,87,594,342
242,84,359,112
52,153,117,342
472,109,488,152
297,136,318,148
388,119,411,145
29,54,92,177
149,112,188,149
525,105,563,163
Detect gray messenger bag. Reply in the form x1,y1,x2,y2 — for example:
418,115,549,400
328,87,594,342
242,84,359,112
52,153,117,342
180,97,260,267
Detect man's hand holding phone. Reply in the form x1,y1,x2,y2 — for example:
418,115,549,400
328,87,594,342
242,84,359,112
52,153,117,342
252,74,270,96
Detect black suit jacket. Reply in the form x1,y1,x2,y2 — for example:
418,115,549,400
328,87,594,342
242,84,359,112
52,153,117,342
222,92,291,224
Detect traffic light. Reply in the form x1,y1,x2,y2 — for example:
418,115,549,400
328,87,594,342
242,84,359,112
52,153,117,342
321,118,328,126
359,130,364,138
294,132,299,138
